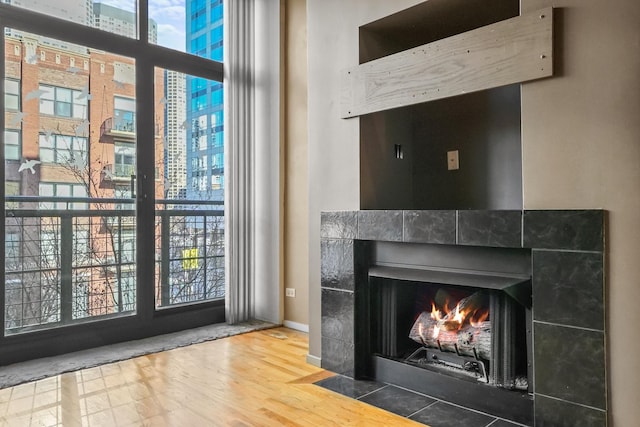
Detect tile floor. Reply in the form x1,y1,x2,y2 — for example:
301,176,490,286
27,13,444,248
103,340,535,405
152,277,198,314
315,375,528,427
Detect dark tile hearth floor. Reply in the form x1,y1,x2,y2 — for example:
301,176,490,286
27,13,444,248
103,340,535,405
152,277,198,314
315,375,526,427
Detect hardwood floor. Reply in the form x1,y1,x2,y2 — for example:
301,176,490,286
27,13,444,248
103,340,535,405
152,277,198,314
0,327,419,426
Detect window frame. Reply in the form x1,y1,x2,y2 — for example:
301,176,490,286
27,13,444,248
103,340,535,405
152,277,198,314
38,133,87,165
114,143,136,178
38,182,88,210
114,96,136,133
39,84,88,119
0,0,257,364
4,78,19,111
4,129,20,161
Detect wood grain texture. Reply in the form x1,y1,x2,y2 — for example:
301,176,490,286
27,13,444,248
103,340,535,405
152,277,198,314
341,8,553,118
0,328,419,426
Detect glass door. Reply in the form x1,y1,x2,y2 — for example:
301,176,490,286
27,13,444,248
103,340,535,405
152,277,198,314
154,68,225,308
0,0,226,360
3,30,139,333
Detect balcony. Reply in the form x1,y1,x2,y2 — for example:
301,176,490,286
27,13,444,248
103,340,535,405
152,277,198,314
4,196,225,335
99,117,136,143
114,164,135,179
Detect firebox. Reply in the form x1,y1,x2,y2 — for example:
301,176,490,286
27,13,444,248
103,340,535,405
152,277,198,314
371,274,531,391
358,242,534,424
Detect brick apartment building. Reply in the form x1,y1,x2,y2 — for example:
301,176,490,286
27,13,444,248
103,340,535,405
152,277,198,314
4,32,165,326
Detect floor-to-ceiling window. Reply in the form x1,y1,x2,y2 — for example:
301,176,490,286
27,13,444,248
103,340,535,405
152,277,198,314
0,0,226,362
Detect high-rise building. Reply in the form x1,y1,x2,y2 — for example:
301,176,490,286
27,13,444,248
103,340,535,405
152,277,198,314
2,0,93,25
185,0,224,202
93,2,158,43
3,0,93,52
164,70,187,200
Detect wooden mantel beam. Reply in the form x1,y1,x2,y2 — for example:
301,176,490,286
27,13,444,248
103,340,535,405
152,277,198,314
340,7,553,119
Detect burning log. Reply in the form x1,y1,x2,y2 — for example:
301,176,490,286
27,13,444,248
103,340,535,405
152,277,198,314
409,291,491,359
409,312,491,359
436,291,488,331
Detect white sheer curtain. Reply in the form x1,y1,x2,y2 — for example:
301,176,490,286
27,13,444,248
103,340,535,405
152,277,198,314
224,0,281,325
225,0,255,324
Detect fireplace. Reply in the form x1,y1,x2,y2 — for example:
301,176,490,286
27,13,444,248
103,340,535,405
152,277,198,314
364,242,534,423
320,209,607,426
375,277,530,384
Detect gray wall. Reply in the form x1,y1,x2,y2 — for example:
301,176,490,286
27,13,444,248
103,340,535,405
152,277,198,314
360,85,523,211
307,0,424,367
307,0,640,423
520,0,640,423
360,107,414,210
411,85,522,210
357,0,522,211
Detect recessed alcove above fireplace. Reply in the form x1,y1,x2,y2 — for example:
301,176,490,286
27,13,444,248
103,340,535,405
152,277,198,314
344,0,552,211
360,86,523,210
320,210,606,426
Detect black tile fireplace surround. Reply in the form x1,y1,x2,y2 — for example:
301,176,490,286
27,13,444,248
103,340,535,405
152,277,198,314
320,210,606,427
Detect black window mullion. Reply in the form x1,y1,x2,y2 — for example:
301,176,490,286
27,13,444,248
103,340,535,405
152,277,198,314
0,24,6,338
139,0,149,45
135,55,156,323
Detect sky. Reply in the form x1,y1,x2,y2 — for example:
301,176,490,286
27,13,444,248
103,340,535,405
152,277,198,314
99,0,186,52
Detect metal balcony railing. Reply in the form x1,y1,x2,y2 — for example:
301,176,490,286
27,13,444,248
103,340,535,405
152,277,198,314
114,164,135,178
99,117,136,143
4,196,224,335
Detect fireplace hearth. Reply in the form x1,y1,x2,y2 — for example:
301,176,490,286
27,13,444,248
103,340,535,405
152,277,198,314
320,210,606,426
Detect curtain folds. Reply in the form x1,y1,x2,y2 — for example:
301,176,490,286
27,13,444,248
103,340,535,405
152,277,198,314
224,0,255,324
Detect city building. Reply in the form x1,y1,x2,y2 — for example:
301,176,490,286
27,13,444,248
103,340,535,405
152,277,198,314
0,0,235,382
93,2,158,43
2,0,228,331
2,0,93,25
185,0,224,202
4,25,165,328
164,70,187,200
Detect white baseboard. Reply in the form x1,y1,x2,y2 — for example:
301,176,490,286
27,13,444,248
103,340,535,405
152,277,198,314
283,320,309,333
306,353,321,367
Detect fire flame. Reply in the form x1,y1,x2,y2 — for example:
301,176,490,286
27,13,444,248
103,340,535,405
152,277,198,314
452,303,465,324
429,303,442,338
470,309,489,327
430,302,443,321
427,298,489,340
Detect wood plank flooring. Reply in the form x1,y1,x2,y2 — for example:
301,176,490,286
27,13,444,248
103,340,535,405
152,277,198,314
0,327,420,426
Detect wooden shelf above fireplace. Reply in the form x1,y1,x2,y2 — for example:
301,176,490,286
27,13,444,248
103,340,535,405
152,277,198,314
341,7,553,119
